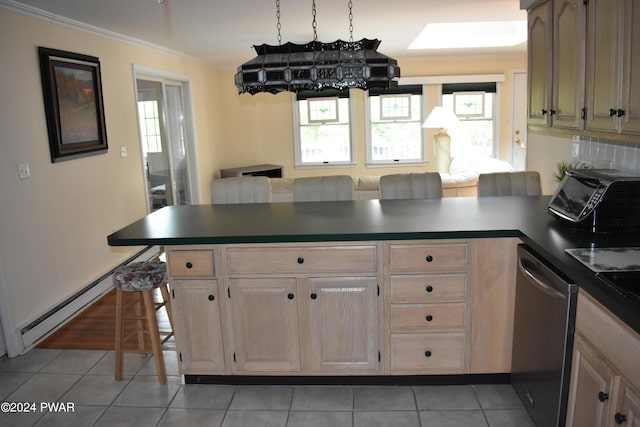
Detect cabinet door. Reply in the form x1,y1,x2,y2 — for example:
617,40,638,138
585,0,623,133
610,378,640,427
552,0,585,129
620,0,640,134
303,277,379,373
229,278,300,372
565,334,615,427
528,1,553,126
171,279,226,374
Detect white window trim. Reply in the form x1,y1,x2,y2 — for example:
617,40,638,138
292,91,357,168
364,86,428,167
438,82,501,159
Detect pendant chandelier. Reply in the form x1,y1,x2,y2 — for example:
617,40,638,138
235,0,400,95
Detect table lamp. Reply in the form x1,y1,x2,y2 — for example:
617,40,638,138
422,106,460,173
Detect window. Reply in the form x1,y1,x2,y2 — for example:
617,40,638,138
442,82,498,159
293,90,355,166
365,85,424,165
137,100,162,153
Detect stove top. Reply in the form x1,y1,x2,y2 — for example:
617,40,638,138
596,271,640,306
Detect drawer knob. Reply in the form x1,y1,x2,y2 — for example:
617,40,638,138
614,413,627,424
287,293,295,300
297,257,304,264
310,293,318,300
598,391,609,402
424,351,432,358
426,255,433,262
426,285,433,293
208,294,215,301
426,315,433,322
185,262,193,269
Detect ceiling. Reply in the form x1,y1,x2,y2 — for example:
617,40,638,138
8,0,527,68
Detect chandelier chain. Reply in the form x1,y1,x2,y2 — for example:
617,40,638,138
348,0,353,42
312,0,318,41
276,0,282,45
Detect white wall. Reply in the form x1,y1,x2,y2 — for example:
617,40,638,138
0,7,223,354
526,132,573,194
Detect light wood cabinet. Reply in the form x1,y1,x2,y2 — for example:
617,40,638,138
228,278,300,372
303,277,378,373
527,0,585,129
166,246,227,375
385,240,470,375
224,242,381,375
585,0,640,135
566,289,640,426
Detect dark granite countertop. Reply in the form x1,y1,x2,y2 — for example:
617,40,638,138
107,197,640,333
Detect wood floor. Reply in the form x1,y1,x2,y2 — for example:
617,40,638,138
38,288,174,351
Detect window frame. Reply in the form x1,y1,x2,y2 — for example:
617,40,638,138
364,85,427,166
292,90,357,168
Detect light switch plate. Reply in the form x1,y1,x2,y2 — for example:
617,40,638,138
18,163,30,180
120,146,127,157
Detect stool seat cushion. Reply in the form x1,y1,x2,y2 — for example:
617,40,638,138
113,261,167,291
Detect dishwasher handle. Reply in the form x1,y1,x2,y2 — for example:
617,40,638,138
518,257,566,300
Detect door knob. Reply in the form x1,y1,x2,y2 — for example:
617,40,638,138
514,138,520,143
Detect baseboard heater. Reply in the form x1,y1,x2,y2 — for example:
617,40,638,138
19,246,160,350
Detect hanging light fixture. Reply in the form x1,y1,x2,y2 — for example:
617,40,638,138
235,0,400,95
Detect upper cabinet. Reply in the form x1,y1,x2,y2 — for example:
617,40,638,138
528,0,584,129
585,0,640,134
526,0,640,138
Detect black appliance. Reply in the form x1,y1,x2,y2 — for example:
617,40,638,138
512,244,578,427
548,169,640,233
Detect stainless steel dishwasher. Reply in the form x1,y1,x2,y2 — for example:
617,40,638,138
512,244,578,427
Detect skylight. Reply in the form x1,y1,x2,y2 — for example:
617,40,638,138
408,21,527,50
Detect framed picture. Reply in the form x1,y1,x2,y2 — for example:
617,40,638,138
38,47,108,162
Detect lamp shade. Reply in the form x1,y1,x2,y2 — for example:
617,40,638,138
422,106,460,129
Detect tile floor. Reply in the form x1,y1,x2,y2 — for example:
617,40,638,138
0,348,535,427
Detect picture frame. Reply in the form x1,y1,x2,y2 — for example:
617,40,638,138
38,47,108,162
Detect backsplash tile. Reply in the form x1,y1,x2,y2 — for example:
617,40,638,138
572,136,640,174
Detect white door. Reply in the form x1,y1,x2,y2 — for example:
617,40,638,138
511,71,528,171
135,74,196,212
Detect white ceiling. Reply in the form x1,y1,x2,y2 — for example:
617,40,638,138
8,0,527,68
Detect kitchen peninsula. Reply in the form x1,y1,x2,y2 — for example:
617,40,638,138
107,197,640,386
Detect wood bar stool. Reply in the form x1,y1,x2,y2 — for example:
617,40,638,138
112,260,174,384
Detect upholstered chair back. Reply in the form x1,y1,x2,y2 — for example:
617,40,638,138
478,171,542,197
211,176,271,204
379,172,443,200
292,175,355,202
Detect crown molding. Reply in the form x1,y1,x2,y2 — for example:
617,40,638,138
0,0,204,63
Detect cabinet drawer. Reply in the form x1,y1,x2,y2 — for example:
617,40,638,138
167,250,215,277
227,246,377,274
390,333,465,372
389,244,468,272
390,303,466,331
389,274,467,302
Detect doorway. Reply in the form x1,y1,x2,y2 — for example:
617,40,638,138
134,68,197,212
510,71,528,171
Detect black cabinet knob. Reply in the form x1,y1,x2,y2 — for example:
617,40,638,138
287,293,294,300
185,262,193,269
297,257,304,264
426,315,433,322
208,294,215,301
610,108,617,117
425,255,433,263
614,412,627,424
549,109,556,116
310,293,317,300
598,391,609,402
617,109,625,117
424,351,432,358
426,285,433,293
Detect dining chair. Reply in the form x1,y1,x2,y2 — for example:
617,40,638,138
211,176,271,204
379,172,443,200
477,171,542,196
292,175,355,202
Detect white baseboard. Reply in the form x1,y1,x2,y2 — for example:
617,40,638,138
18,247,160,353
